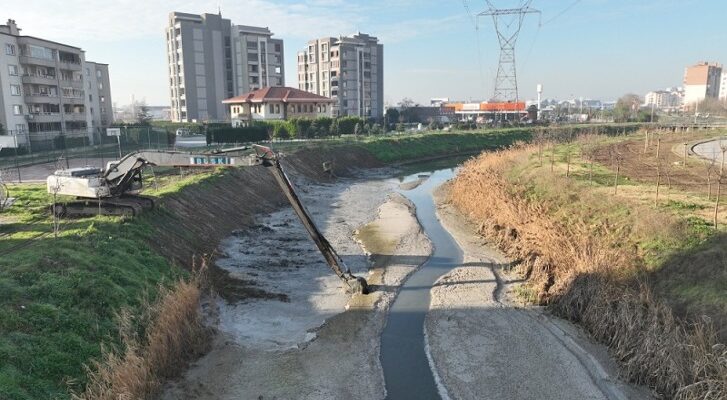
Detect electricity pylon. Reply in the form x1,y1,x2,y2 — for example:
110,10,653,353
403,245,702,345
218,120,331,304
477,1,540,102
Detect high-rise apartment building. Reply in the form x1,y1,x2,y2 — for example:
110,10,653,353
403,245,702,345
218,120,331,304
0,19,112,150
166,12,285,123
720,70,727,102
297,33,383,119
683,61,722,107
234,25,285,93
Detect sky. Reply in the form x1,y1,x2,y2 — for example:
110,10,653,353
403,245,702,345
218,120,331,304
4,0,727,107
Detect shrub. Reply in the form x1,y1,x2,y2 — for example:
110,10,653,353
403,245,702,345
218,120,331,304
208,126,268,144
338,116,365,135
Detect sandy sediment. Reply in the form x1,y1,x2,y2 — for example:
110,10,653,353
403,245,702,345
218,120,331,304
162,173,430,400
426,183,654,400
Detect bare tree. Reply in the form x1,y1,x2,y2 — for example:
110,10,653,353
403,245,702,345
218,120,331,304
643,130,649,154
715,173,723,229
655,160,662,205
50,157,65,238
720,141,727,175
705,158,717,201
565,146,573,178
612,146,623,195
534,128,546,166
0,168,9,213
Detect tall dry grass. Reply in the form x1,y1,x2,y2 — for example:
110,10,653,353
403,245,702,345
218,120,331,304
448,145,727,399
72,268,211,400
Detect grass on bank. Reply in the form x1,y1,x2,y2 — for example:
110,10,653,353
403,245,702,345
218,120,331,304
527,138,727,321
448,130,727,398
0,170,219,400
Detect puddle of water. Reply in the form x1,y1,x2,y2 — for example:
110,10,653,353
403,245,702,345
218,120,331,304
381,166,462,400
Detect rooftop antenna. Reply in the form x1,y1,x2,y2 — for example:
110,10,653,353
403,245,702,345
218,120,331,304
477,0,540,102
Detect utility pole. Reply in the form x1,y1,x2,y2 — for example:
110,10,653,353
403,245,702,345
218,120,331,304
477,0,540,102
537,84,543,121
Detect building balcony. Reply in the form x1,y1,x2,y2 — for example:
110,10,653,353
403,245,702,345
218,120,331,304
63,113,87,122
26,113,62,123
58,60,82,70
24,93,60,103
21,74,57,85
60,79,85,89
19,55,56,68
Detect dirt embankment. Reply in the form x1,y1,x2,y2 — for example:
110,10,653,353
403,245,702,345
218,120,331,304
447,146,727,399
429,184,652,400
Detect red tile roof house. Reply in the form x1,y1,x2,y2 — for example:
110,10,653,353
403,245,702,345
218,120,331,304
222,87,336,126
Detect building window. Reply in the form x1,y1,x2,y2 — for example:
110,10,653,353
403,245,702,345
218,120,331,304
275,66,281,74
12,105,22,115
100,96,105,103
269,104,274,113
8,64,18,76
16,123,25,133
275,104,280,113
10,84,21,96
89,94,93,102
5,43,16,56
275,43,281,52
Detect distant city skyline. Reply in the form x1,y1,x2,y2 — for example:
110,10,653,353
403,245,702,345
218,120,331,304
4,0,727,107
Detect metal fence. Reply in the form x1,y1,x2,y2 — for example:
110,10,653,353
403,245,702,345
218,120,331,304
0,127,176,182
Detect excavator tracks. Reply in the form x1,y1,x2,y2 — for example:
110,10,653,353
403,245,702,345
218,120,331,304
52,195,155,218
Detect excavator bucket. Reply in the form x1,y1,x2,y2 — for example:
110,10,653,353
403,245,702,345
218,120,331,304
253,145,369,295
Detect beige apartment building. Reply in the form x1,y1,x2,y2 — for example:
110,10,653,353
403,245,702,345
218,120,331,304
297,33,383,119
683,61,722,108
166,12,285,123
0,19,112,150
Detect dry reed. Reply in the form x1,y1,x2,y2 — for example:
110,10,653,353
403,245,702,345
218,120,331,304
448,145,727,399
72,265,211,400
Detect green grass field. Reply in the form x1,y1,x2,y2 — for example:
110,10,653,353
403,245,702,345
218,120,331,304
0,171,218,399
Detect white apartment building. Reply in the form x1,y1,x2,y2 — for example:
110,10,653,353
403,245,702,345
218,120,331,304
297,33,384,119
720,71,727,102
644,88,682,111
166,12,285,123
0,19,112,150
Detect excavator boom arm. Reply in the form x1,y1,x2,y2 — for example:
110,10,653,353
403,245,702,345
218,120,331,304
254,145,368,295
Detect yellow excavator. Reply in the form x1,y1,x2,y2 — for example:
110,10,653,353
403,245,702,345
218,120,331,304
46,144,368,294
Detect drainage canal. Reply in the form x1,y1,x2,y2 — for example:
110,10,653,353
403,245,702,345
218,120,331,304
380,166,462,400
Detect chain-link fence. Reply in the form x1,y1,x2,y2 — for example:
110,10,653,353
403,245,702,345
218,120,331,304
0,127,177,182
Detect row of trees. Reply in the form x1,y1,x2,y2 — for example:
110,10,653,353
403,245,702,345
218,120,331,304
205,116,388,144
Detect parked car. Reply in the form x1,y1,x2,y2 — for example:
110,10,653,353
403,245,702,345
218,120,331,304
175,128,191,136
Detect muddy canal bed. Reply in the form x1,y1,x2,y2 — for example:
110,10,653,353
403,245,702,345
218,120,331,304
164,159,654,400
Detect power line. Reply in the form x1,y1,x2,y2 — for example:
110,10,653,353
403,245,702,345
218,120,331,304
543,0,582,26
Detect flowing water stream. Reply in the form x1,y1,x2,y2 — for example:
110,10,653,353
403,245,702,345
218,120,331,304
380,165,462,400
